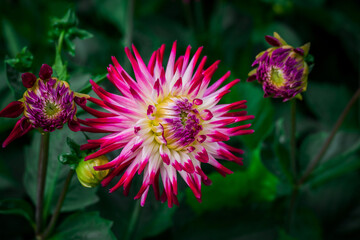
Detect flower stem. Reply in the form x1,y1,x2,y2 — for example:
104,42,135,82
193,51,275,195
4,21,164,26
287,186,299,231
36,132,50,235
124,201,141,240
42,169,74,239
56,31,65,56
298,87,360,185
290,99,297,178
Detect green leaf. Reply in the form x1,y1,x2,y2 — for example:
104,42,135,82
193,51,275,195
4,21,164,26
301,173,359,230
52,50,68,81
305,82,357,129
229,81,274,149
4,47,33,99
186,147,278,213
248,147,278,202
0,198,35,228
309,154,360,188
79,73,107,94
66,137,82,157
58,137,86,169
58,153,80,170
300,131,360,187
186,170,248,214
51,9,77,28
68,28,93,40
261,119,293,187
23,128,99,218
49,211,115,240
64,34,76,56
140,201,177,239
299,131,360,173
5,47,33,72
49,9,93,57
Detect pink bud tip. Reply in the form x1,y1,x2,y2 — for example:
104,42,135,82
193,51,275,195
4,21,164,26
39,64,53,80
265,35,281,47
21,72,37,88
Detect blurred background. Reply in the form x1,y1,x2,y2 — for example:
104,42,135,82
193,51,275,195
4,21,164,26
0,0,359,239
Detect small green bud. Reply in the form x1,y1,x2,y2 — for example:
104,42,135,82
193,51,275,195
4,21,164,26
76,155,109,188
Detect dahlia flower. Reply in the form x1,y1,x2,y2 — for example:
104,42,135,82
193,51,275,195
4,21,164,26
247,32,310,102
78,42,254,207
0,64,86,147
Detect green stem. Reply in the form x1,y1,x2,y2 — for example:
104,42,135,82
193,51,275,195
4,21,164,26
35,132,50,236
42,170,74,239
56,31,65,56
290,99,297,178
124,201,141,240
287,186,299,231
298,87,360,185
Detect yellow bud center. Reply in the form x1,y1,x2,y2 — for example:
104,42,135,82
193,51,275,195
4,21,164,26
270,67,286,87
44,102,60,117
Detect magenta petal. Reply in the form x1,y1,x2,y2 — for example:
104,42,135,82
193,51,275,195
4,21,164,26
21,72,37,88
68,118,81,132
39,64,53,80
74,96,87,106
247,74,257,82
265,35,281,47
2,117,32,147
0,101,24,118
294,47,304,56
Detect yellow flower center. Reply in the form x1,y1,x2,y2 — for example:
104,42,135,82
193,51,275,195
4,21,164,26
270,67,286,87
44,102,60,117
148,96,202,151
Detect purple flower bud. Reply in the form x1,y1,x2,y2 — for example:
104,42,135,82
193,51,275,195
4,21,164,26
248,33,311,102
21,72,37,88
39,64,53,80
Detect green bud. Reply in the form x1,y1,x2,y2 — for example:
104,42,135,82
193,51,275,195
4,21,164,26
76,155,109,188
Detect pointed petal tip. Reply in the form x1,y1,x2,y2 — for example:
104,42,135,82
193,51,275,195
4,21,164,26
0,101,24,118
21,72,37,88
265,35,281,47
39,64,53,80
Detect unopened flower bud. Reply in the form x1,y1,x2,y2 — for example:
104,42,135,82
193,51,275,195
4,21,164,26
76,155,110,188
248,32,311,102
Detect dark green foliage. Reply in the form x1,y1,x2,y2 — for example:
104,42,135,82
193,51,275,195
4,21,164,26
49,212,115,240
58,137,87,169
0,0,360,239
0,198,35,228
23,129,98,215
4,47,33,99
49,9,93,57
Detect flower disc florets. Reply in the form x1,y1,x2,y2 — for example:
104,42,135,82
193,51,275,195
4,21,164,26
248,32,311,102
79,42,254,207
148,97,204,150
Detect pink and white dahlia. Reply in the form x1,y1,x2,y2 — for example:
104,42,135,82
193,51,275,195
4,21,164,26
78,42,254,207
